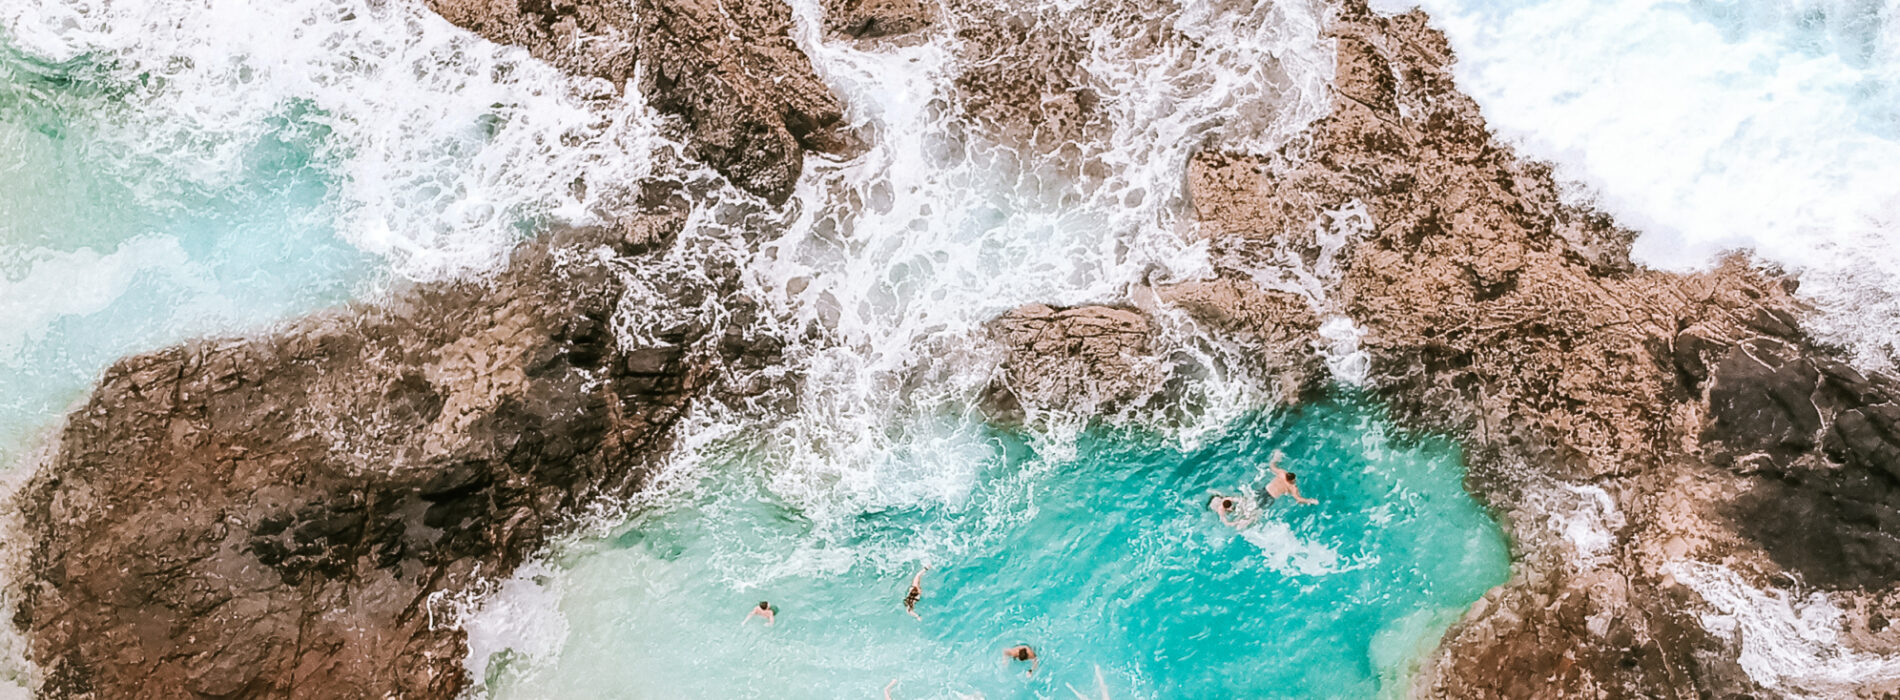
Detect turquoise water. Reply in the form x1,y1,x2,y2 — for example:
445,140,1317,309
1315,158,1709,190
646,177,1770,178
0,37,375,465
481,396,1510,699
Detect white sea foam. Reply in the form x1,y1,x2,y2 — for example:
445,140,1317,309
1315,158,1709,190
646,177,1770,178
2,0,662,281
1668,560,1900,697
1241,519,1350,576
682,0,1342,527
459,562,569,694
0,236,195,365
1519,478,1626,569
1387,0,1900,367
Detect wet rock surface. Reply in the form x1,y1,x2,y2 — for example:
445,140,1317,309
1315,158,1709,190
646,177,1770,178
9,213,724,698
1176,0,1900,697
823,0,934,40
984,304,1167,422
428,0,850,204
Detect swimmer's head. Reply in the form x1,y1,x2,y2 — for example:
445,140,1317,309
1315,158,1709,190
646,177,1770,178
1285,472,1296,483
758,601,770,611
1221,498,1235,509
1014,648,1031,661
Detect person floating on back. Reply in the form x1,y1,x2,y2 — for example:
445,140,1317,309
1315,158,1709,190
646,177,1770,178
904,565,928,620
1260,451,1318,505
1003,645,1039,677
1207,494,1256,528
742,600,775,626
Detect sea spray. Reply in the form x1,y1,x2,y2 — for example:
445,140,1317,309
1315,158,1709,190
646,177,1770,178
2,0,664,281
1387,0,1900,367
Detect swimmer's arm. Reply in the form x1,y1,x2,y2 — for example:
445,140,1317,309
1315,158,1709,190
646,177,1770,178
1290,485,1317,505
885,679,897,700
1029,656,1039,676
741,609,757,626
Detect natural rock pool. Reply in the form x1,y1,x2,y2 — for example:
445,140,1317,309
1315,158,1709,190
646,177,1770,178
475,395,1509,699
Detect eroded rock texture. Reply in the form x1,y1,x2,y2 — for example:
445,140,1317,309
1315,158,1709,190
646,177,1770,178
823,0,934,40
11,211,719,698
428,0,850,203
985,304,1167,421
1174,1,1900,697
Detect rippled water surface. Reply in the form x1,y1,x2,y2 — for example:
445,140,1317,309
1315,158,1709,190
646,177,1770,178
477,396,1510,699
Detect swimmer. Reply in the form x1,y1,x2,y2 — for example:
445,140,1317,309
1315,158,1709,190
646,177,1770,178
1207,494,1256,528
904,566,928,620
742,600,775,626
884,679,898,700
1003,645,1039,677
1260,452,1318,505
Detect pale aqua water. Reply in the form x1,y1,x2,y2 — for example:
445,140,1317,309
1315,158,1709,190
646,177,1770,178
482,395,1510,699
0,37,375,464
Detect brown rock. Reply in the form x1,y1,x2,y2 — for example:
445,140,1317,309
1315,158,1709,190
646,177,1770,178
12,215,723,698
427,0,851,204
824,0,934,40
1178,0,1900,696
984,304,1166,422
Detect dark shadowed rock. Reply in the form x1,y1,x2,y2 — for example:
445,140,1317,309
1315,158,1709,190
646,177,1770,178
1829,404,1900,478
1704,339,1824,466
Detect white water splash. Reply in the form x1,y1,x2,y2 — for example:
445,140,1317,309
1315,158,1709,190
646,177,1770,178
670,0,1343,530
1668,560,1900,697
2,0,663,281
1241,519,1350,576
1520,478,1626,569
1389,0,1900,368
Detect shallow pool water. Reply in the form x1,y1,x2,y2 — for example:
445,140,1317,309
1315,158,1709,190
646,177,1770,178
480,395,1510,699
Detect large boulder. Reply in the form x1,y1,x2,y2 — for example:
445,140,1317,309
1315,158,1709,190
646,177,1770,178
11,215,718,698
984,304,1166,421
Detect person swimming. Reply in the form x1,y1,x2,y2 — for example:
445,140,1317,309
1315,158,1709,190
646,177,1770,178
903,565,927,620
1208,494,1256,528
741,600,775,626
1259,451,1318,505
1003,645,1039,677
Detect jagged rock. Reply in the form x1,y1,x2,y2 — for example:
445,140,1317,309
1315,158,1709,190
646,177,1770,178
1176,0,1900,696
1703,338,1824,466
984,304,1166,421
824,0,934,39
1829,404,1900,477
1156,277,1324,398
12,218,718,698
950,5,1100,152
427,0,851,204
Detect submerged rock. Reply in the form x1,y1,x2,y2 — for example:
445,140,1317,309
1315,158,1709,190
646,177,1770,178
428,0,852,204
9,215,718,697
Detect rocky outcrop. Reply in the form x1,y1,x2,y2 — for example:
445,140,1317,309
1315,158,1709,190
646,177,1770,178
1156,277,1326,399
1174,1,1900,697
8,206,723,698
949,4,1101,153
428,0,851,204
823,0,934,40
984,304,1166,421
